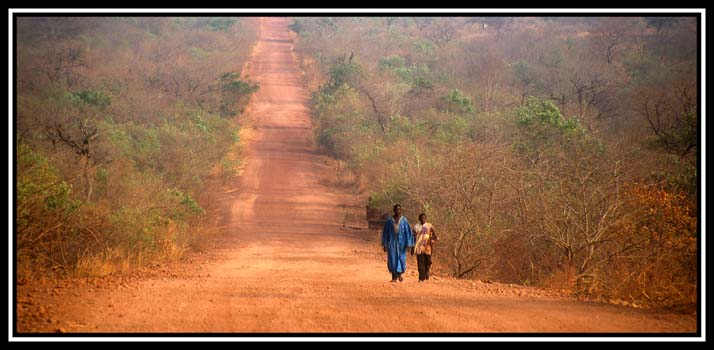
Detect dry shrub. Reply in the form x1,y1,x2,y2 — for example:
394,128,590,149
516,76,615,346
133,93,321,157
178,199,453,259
16,17,258,278
318,158,359,192
492,231,562,286
599,183,697,311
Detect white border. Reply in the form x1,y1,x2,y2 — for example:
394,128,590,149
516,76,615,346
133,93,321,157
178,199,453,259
8,8,705,342
8,7,14,345
700,8,706,344
5,8,709,13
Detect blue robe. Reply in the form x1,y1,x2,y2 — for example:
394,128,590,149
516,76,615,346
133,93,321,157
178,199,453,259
382,216,415,273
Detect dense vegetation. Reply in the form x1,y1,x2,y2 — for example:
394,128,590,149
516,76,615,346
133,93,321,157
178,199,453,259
16,17,258,279
292,16,698,310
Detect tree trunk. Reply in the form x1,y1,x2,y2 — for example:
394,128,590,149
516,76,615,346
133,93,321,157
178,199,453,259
81,154,93,202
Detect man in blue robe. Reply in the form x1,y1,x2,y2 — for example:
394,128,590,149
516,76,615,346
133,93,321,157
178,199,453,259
382,204,415,282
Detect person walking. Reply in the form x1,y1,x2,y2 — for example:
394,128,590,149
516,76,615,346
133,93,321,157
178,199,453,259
413,213,438,282
382,204,415,282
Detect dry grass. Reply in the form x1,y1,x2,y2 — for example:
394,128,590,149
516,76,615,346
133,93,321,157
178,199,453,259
317,158,360,193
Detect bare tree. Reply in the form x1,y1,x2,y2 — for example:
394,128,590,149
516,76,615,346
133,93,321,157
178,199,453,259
589,17,637,65
392,144,511,278
41,41,87,85
568,74,611,129
508,132,631,295
636,84,697,165
44,105,100,201
425,20,458,48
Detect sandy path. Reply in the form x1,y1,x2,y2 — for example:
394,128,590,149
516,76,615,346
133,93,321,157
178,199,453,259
15,17,697,335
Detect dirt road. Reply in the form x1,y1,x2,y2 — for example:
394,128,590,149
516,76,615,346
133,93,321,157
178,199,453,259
15,17,697,335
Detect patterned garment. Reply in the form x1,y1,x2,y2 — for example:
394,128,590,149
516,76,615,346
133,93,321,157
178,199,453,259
413,222,435,255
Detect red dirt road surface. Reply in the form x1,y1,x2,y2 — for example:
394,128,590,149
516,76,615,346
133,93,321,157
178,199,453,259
15,17,697,335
